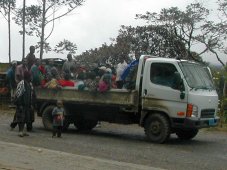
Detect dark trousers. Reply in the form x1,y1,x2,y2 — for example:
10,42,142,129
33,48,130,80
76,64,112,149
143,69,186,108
10,113,33,131
10,106,34,131
18,123,25,132
53,126,62,137
10,113,17,129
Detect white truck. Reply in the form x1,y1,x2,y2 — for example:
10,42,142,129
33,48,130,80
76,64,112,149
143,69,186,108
35,55,219,143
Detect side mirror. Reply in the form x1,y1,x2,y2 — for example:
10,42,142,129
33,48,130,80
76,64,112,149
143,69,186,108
172,72,182,90
171,72,185,99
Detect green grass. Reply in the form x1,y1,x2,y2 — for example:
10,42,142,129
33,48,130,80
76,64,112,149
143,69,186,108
206,123,227,132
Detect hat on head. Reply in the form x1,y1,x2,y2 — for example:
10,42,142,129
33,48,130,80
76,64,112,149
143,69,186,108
99,66,106,71
106,68,112,73
11,60,17,65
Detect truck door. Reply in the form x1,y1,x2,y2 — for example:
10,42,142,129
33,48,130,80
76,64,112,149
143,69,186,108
142,61,188,118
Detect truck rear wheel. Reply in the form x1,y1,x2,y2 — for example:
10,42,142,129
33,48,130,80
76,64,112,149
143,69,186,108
175,129,198,140
144,113,170,143
74,118,98,131
42,105,70,131
42,105,55,130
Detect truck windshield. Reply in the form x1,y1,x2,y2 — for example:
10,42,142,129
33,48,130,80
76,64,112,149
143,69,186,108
180,62,215,90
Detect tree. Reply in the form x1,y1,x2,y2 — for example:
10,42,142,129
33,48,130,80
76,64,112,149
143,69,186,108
116,25,187,60
22,0,26,59
54,39,77,55
0,0,16,62
14,0,84,59
76,24,188,66
136,3,209,61
197,0,227,67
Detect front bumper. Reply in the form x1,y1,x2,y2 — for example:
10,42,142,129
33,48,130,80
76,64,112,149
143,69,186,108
171,116,220,129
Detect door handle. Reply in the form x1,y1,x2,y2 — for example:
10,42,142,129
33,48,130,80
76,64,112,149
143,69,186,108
144,89,147,95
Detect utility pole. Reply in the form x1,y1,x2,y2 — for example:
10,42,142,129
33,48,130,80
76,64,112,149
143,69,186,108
40,0,46,60
8,1,11,63
22,0,26,59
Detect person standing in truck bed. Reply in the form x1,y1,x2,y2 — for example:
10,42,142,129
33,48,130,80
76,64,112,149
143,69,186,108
62,54,76,76
26,45,36,71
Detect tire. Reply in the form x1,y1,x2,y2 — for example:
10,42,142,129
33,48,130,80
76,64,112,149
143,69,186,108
176,129,198,140
42,105,70,131
42,105,55,130
74,118,98,131
144,113,170,143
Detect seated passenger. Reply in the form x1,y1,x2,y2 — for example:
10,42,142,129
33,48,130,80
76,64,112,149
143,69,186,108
31,59,42,86
98,74,111,93
58,72,75,87
74,72,85,90
44,70,61,89
84,72,98,91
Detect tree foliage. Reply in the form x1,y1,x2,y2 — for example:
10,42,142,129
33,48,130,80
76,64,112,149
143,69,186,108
0,0,15,17
136,3,209,61
14,5,42,36
0,0,16,62
14,0,84,58
54,39,77,54
76,25,188,65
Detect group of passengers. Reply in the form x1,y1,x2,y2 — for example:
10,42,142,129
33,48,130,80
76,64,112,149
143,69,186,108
23,52,137,93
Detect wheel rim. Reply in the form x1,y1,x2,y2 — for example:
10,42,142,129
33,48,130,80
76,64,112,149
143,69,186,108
150,120,162,135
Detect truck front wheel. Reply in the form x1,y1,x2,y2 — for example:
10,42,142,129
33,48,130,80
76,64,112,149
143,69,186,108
175,129,198,140
144,113,170,143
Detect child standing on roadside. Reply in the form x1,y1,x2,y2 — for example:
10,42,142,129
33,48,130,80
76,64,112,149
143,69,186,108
52,100,64,138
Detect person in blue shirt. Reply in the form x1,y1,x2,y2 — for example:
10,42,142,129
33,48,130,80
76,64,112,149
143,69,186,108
121,59,139,90
6,60,17,102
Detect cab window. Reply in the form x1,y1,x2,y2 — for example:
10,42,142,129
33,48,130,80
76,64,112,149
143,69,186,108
150,63,177,87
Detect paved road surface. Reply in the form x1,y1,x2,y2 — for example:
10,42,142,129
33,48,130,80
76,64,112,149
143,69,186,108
0,141,162,170
0,109,227,170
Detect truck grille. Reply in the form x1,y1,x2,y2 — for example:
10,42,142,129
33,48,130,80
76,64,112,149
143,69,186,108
201,109,215,118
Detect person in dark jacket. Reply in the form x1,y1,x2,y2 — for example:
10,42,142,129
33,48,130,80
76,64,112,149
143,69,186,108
14,70,34,137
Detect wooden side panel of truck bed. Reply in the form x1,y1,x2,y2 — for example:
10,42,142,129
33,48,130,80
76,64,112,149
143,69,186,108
35,87,138,106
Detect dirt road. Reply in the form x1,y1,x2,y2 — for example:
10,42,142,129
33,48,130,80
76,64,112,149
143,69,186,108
0,109,227,170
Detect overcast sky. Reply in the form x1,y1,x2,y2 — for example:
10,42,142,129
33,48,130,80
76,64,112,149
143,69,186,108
0,0,225,65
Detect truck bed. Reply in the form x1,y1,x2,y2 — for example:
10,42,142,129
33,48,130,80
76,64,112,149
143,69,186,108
35,87,138,107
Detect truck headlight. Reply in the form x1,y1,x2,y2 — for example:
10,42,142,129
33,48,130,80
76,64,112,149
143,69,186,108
186,104,198,117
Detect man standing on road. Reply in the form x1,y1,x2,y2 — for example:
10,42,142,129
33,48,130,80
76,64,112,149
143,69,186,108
14,71,34,137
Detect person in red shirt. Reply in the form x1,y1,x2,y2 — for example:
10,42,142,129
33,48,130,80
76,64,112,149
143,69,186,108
58,71,74,87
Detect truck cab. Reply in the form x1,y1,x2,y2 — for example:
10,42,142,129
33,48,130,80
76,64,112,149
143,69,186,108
136,55,219,143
